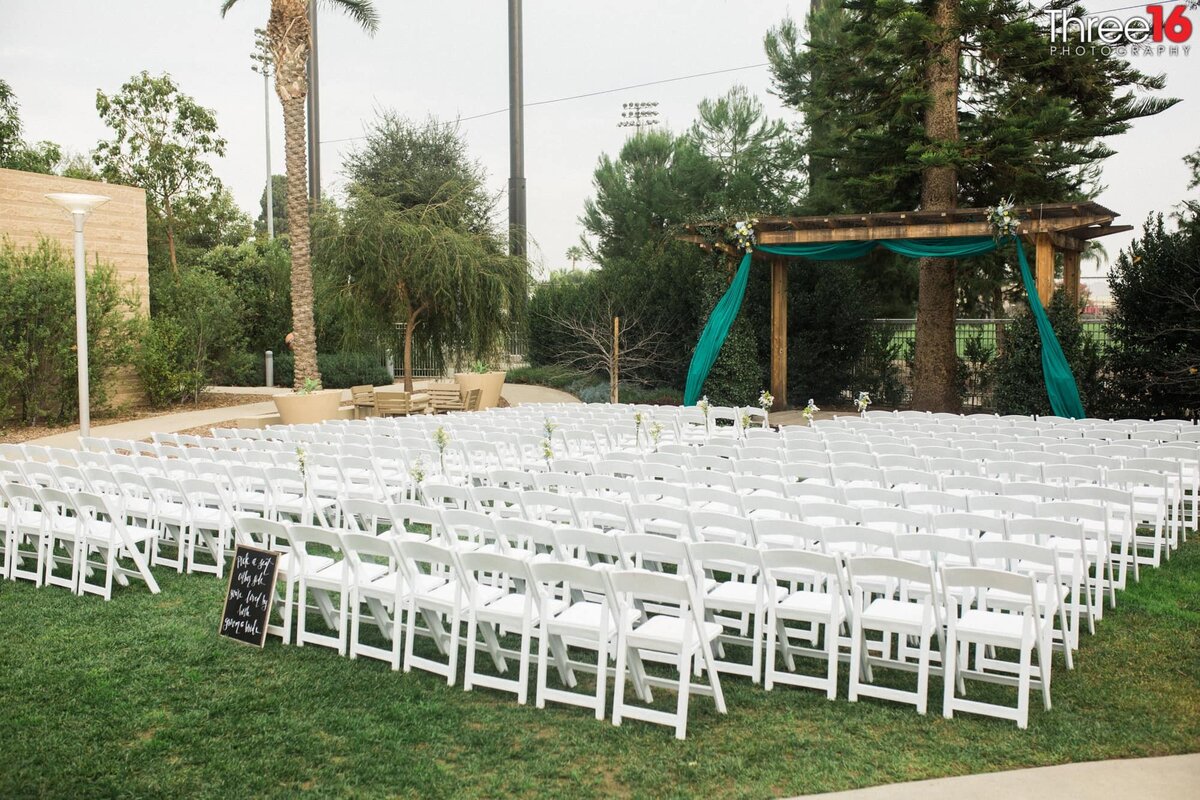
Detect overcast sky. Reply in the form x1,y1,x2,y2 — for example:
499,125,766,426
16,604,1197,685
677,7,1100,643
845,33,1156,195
3,1,1196,296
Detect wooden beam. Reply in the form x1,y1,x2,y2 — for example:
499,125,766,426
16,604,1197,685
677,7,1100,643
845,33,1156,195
1035,232,1055,305
756,213,1118,244
1073,224,1133,241
770,257,787,412
1062,249,1081,309
1048,232,1085,252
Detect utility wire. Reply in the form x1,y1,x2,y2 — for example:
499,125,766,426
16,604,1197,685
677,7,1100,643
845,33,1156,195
319,62,770,145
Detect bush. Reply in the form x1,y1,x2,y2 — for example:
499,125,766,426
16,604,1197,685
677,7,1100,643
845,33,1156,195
141,266,248,404
135,317,206,406
853,324,905,407
788,264,874,405
1103,214,1200,419
269,351,392,389
0,238,139,424
991,291,1103,416
199,237,292,354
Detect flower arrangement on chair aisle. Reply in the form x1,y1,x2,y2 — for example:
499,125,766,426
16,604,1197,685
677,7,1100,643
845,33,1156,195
408,456,425,502
853,391,872,417
633,411,644,447
434,426,450,477
541,438,554,469
757,389,773,428
649,421,664,452
802,398,819,426
698,395,711,435
987,196,1020,240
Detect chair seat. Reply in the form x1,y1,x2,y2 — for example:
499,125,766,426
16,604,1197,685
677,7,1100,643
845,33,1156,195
706,581,782,609
860,598,927,630
629,615,722,651
550,600,630,635
777,589,839,617
956,608,1027,643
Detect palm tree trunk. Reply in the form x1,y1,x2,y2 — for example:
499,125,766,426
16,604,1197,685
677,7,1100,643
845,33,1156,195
280,91,320,389
912,0,960,412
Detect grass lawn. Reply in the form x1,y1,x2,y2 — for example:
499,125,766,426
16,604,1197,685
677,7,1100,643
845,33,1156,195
2,543,1198,799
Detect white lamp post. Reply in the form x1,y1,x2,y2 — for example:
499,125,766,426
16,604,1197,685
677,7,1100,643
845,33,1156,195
44,192,110,437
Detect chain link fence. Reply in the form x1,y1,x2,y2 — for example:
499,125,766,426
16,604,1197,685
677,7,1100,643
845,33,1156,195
853,317,1108,409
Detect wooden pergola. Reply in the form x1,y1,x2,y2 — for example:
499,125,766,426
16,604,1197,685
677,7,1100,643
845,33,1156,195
680,202,1129,411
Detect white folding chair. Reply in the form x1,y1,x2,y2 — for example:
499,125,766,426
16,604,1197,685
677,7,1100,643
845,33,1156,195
289,525,349,655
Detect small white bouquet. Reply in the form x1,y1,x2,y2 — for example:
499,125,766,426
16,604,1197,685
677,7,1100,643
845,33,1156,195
854,391,872,417
802,398,819,426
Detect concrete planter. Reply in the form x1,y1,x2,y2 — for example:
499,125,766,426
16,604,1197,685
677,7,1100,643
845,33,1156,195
273,389,343,425
454,371,506,410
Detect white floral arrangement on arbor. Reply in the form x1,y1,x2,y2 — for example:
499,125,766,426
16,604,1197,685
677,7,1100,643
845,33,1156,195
728,219,759,252
853,391,872,417
987,196,1020,240
802,398,820,426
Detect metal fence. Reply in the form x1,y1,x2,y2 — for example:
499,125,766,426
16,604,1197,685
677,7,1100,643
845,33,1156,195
389,324,529,381
855,316,1108,409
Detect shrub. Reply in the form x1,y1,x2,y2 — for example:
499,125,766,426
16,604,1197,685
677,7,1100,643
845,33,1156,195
269,351,392,389
853,323,905,407
199,237,292,354
135,317,206,405
788,264,874,405
0,238,139,424
991,291,1103,416
142,266,248,404
1103,214,1200,419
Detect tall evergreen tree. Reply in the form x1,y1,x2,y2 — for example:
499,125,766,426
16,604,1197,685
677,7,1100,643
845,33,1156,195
766,0,1179,410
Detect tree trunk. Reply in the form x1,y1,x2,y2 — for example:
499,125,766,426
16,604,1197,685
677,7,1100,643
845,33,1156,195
279,91,320,390
271,0,321,391
402,316,416,393
164,194,178,274
911,0,961,412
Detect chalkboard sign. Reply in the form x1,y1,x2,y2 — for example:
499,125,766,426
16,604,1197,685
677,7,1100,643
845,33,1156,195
219,544,281,648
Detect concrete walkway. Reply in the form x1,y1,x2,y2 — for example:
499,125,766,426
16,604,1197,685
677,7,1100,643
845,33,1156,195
790,753,1200,800
28,401,280,449
501,384,580,405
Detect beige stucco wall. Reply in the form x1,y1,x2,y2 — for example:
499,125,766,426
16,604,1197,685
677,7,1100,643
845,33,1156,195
0,167,150,407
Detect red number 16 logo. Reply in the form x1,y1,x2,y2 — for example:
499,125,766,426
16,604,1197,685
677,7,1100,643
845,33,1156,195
1147,4,1194,43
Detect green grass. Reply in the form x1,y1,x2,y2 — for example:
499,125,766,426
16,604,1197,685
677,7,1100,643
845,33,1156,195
2,543,1198,799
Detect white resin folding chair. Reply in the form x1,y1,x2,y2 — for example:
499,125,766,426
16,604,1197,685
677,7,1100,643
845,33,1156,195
760,548,848,699
343,532,404,669
179,478,236,578
572,495,635,534
609,568,726,739
528,560,639,719
689,541,770,682
1006,517,1097,637
974,539,1076,666
629,502,693,540
520,490,578,527
39,486,81,592
689,509,755,546
941,566,1052,729
3,482,47,585
458,551,544,704
395,539,476,685
846,556,942,715
1068,484,1138,588
73,492,160,600
234,516,298,643
289,525,349,655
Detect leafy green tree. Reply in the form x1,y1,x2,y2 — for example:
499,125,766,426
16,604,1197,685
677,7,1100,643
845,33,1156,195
199,237,292,354
221,0,381,391
343,112,496,233
317,192,528,391
766,0,1179,410
257,174,288,235
1103,213,1200,419
0,79,19,164
146,186,253,272
94,71,228,273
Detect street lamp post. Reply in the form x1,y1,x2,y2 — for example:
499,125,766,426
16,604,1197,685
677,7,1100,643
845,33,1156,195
44,192,110,438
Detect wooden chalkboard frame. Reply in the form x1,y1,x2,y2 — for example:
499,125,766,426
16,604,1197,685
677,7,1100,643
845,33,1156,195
218,544,281,648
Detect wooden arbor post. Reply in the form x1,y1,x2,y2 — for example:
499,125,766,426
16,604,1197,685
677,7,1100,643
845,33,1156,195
1034,231,1083,309
770,256,787,411
1035,232,1055,305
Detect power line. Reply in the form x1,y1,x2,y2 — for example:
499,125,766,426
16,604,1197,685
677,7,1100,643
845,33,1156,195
319,62,769,145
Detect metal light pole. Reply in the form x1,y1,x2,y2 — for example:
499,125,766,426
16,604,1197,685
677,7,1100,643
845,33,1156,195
252,29,274,238
307,0,322,203
507,0,526,257
618,101,660,131
44,192,110,438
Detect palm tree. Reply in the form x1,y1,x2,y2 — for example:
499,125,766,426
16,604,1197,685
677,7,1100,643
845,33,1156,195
220,0,379,389
565,245,585,271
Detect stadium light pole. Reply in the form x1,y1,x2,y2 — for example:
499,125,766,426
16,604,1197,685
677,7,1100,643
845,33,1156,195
44,192,110,437
252,28,275,239
508,0,526,257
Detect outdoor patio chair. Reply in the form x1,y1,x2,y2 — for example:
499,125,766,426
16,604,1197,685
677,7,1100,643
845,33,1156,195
428,382,467,414
350,384,377,419
375,391,429,417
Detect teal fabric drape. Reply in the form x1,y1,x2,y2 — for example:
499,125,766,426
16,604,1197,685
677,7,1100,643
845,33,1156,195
683,236,1085,418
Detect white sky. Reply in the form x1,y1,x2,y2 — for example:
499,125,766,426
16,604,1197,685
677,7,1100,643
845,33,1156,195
2,1,1196,296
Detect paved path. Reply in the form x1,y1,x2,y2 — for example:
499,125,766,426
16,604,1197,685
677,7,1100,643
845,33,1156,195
789,753,1200,800
28,401,280,449
500,384,581,405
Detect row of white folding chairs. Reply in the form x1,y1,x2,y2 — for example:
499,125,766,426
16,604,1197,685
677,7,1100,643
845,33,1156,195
855,409,1196,431
0,478,160,599
243,512,1064,732
810,419,1200,445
